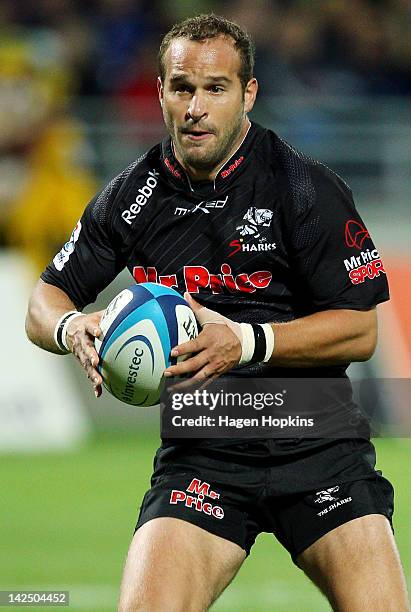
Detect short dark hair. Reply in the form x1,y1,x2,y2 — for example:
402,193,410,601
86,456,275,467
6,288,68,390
158,13,255,91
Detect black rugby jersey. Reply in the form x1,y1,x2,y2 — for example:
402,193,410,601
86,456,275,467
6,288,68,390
42,121,389,378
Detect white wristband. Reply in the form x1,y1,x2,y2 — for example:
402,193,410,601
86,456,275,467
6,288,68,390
61,312,83,351
54,310,83,353
238,323,255,365
260,323,275,362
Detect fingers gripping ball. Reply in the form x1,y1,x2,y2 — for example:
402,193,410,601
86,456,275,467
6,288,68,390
94,283,198,406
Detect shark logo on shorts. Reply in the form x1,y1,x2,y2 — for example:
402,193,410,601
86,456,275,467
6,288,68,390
315,485,353,517
314,486,340,504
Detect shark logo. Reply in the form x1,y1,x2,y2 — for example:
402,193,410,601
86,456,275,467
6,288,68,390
236,207,273,238
314,486,340,504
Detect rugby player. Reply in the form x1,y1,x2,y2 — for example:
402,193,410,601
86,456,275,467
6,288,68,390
26,14,410,611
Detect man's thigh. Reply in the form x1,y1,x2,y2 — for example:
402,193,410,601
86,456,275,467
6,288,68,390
297,514,410,612
119,517,246,612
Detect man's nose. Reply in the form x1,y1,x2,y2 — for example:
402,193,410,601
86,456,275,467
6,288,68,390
186,92,208,122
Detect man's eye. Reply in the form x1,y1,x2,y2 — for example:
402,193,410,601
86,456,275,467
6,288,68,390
175,86,191,93
210,85,224,93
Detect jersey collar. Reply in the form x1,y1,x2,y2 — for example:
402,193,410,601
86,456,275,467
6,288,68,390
160,120,256,195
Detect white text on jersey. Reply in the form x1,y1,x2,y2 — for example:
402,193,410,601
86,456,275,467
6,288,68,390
122,170,160,225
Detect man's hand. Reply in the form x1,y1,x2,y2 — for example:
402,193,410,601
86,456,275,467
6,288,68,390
164,294,241,388
66,311,104,397
26,281,106,397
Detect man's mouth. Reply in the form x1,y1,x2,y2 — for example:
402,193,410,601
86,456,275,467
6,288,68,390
181,129,214,141
186,132,212,141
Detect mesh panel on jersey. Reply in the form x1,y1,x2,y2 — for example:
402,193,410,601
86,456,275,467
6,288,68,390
91,156,145,225
274,136,350,216
273,137,349,272
274,137,316,216
293,217,320,249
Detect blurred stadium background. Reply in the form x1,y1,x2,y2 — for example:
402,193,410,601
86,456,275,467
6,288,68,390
0,1,410,610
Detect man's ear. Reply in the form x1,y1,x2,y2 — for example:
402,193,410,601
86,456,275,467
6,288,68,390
244,78,258,114
157,77,164,107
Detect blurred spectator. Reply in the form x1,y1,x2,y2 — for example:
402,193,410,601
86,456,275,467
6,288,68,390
93,0,158,94
7,118,98,273
0,25,97,272
116,42,163,132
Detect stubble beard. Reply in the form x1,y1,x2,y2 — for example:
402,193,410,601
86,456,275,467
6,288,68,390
165,106,245,173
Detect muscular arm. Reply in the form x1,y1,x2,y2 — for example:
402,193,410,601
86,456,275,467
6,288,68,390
268,308,377,367
26,279,78,353
164,300,378,382
26,279,103,395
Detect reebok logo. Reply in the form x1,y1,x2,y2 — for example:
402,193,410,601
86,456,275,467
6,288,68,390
122,170,160,225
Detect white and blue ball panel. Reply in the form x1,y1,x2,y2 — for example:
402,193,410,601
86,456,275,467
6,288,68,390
95,283,198,407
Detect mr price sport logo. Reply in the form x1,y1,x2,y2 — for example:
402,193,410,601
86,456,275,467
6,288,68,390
344,249,386,285
169,478,224,519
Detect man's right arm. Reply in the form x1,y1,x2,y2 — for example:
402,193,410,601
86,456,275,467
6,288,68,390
27,158,154,395
26,279,104,396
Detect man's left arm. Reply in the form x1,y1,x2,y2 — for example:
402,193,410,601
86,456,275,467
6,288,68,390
266,307,377,367
164,298,378,382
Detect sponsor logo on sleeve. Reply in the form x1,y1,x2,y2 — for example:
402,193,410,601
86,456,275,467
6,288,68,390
344,248,386,284
53,221,82,271
345,219,370,250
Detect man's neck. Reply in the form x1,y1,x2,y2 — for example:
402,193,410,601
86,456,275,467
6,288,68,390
173,118,251,182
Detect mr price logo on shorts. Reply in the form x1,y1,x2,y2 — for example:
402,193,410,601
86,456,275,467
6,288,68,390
344,249,386,284
133,264,272,294
169,478,224,520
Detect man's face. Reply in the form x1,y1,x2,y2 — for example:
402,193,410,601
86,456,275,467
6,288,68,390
158,36,257,178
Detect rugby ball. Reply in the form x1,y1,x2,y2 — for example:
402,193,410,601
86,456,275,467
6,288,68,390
95,283,198,406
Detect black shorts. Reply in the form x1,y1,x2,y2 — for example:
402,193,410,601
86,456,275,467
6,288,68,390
135,438,394,564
